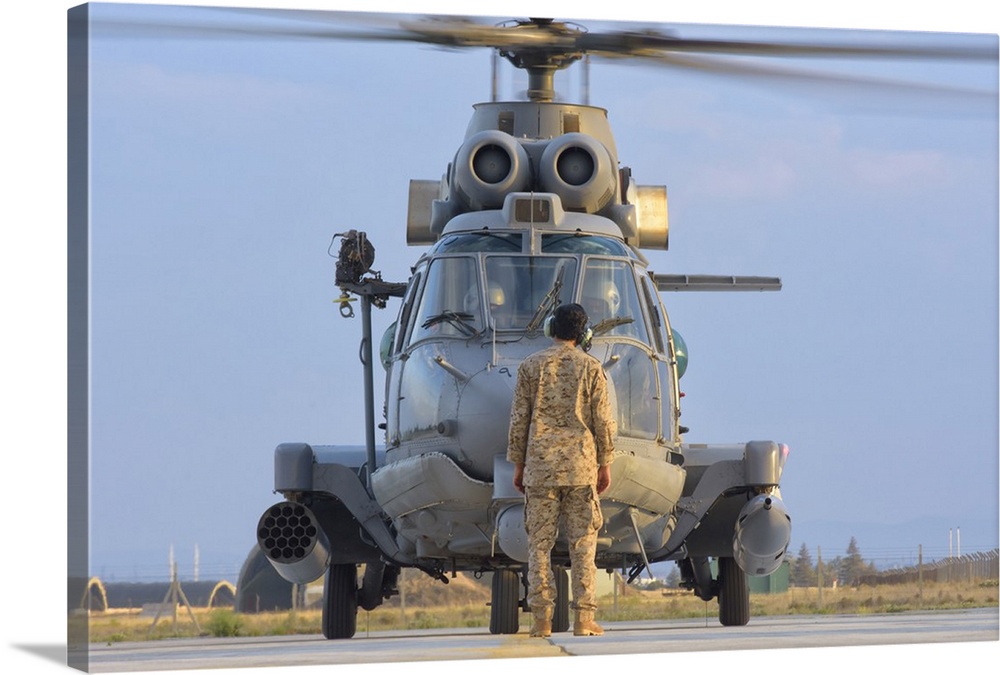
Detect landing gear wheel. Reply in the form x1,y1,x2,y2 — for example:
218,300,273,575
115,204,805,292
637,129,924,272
358,561,386,611
489,569,521,634
553,566,570,633
322,564,358,639
717,556,750,626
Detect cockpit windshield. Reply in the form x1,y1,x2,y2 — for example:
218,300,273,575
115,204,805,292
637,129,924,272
580,259,650,344
405,252,648,344
409,257,484,343
431,232,523,253
484,256,578,331
540,233,634,258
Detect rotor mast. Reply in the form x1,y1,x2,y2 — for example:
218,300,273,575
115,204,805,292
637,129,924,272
499,53,582,102
496,18,584,103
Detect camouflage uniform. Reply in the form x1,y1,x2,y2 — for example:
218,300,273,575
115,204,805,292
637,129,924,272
507,341,616,617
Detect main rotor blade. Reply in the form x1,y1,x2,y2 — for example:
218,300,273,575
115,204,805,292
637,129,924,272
89,10,430,44
578,30,998,62
620,51,997,106
88,7,997,103
89,8,566,49
91,8,998,62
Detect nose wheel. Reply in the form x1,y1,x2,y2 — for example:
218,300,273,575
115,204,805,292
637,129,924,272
321,564,359,639
489,569,521,634
551,566,570,633
717,556,750,626
488,565,570,634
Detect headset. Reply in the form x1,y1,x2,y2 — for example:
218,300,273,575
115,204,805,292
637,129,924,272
544,313,594,352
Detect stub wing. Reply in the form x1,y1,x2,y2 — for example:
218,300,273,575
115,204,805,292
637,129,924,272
654,274,781,292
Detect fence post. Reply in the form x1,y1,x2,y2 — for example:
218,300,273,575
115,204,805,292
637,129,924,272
817,546,823,608
918,545,923,609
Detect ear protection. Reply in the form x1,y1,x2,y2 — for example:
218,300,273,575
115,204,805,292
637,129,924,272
545,313,593,351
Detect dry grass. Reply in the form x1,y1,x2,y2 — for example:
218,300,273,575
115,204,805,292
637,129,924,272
86,577,998,644
608,578,999,621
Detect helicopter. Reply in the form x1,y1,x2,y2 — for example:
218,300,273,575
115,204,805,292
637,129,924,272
237,13,794,637
206,11,1000,639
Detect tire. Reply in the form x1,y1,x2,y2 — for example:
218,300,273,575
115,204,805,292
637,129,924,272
717,557,750,626
358,562,385,612
322,564,358,639
489,569,521,634
552,566,570,633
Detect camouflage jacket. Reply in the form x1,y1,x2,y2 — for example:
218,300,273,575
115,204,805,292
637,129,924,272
506,340,616,487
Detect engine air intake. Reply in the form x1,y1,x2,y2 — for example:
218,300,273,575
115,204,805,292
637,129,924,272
539,133,616,213
452,130,531,210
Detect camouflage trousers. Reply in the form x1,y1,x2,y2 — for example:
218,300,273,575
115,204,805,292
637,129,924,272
523,484,603,614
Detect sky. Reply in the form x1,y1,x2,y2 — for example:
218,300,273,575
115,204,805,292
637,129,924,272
3,1,999,674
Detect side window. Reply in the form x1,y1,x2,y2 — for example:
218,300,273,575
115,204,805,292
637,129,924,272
394,271,422,352
580,259,650,345
409,257,483,343
641,274,667,354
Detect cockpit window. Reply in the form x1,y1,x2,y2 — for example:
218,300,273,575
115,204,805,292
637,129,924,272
640,274,667,355
484,256,578,330
394,270,422,352
580,259,650,345
409,257,483,343
541,234,632,257
432,232,523,253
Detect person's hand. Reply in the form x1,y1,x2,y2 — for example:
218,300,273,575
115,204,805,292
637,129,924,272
596,464,611,494
513,463,525,494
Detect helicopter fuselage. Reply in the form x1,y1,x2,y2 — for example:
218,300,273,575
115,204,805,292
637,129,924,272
375,190,687,569
251,96,790,635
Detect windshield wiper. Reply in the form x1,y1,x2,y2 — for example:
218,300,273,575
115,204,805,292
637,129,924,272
591,316,634,336
525,265,567,333
421,310,481,338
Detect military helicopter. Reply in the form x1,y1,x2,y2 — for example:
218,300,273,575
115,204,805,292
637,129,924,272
206,11,996,639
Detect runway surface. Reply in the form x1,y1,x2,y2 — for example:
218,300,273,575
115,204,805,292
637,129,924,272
85,608,999,673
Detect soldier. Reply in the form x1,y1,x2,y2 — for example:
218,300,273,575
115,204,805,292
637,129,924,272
507,303,616,638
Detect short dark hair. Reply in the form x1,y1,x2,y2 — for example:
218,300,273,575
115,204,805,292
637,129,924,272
551,303,589,342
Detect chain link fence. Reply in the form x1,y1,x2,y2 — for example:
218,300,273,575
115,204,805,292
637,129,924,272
860,548,999,585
